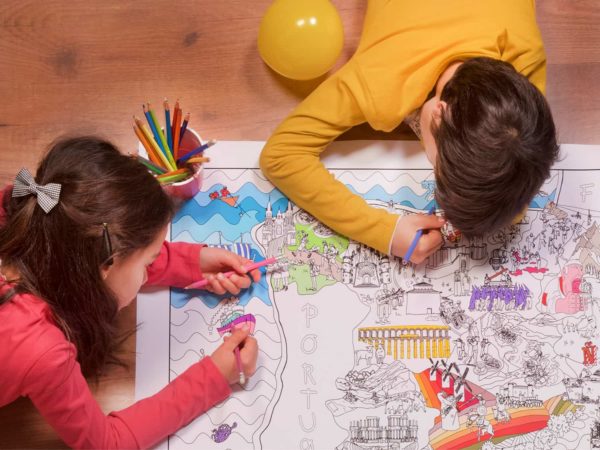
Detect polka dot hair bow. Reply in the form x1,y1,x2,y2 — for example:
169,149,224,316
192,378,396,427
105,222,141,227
12,168,62,213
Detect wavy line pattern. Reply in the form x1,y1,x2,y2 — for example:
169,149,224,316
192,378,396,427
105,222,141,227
169,348,205,362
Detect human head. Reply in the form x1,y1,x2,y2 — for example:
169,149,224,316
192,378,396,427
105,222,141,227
420,57,559,236
0,136,173,375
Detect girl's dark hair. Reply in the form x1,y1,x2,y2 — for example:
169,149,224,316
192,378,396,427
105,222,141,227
0,137,174,376
432,57,559,236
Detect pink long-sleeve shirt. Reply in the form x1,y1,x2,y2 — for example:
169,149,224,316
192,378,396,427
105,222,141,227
0,186,231,449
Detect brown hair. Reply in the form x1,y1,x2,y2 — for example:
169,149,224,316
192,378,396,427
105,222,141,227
0,137,173,376
432,57,559,236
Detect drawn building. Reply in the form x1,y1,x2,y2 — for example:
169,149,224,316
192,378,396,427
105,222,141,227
358,325,451,360
563,370,600,404
342,245,391,288
379,256,392,284
592,416,600,448
405,282,441,315
355,260,380,288
348,415,417,446
497,382,542,408
427,237,487,269
261,200,295,247
575,222,600,277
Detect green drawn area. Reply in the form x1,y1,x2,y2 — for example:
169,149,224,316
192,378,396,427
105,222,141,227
289,265,336,295
288,223,349,258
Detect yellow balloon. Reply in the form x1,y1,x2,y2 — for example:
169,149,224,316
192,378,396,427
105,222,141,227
258,0,344,80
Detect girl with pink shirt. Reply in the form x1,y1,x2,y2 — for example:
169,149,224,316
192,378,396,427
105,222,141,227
0,136,261,449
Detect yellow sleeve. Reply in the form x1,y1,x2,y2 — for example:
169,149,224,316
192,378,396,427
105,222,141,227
260,61,400,255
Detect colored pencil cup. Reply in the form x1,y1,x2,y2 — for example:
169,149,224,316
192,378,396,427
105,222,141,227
162,128,204,200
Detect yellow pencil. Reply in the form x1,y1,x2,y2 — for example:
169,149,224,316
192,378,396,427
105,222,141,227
133,125,164,168
134,116,175,171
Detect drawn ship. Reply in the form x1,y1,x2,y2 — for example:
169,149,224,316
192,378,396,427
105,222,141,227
209,186,239,207
217,312,256,336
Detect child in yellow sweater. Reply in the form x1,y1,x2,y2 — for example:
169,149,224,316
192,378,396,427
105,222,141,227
260,0,559,264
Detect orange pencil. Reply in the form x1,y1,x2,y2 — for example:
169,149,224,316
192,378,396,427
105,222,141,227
133,125,163,168
185,156,210,164
172,101,182,161
134,116,174,170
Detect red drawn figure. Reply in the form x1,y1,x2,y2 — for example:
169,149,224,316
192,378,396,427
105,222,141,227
583,341,598,367
220,187,231,197
209,191,219,200
555,263,586,314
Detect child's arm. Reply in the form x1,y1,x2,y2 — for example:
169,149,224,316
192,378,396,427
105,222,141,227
145,243,260,291
24,339,232,449
145,241,205,287
260,61,401,255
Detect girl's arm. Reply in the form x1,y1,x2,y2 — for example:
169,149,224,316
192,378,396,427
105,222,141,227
260,60,401,255
24,341,230,449
145,241,206,287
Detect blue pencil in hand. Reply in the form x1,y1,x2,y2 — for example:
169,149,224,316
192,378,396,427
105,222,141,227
402,205,436,264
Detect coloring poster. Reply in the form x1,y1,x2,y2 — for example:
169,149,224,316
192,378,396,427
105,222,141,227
136,141,600,450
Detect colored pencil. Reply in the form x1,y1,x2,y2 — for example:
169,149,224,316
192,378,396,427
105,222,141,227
177,139,217,164
164,99,173,152
143,104,165,152
156,172,191,184
133,125,163,168
156,168,189,179
234,347,245,385
147,103,177,169
134,117,174,170
179,112,190,145
184,257,277,290
402,205,437,264
172,100,182,161
185,156,211,164
135,155,167,175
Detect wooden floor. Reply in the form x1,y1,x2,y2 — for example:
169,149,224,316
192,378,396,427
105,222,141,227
0,0,599,447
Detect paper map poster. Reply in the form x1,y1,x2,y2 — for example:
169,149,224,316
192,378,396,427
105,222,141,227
136,142,600,450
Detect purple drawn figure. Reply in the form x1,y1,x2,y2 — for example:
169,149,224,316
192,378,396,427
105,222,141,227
211,422,237,443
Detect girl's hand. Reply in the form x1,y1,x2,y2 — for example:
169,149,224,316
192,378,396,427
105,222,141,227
210,325,258,385
199,247,261,295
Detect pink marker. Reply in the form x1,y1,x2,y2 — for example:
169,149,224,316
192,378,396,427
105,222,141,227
185,257,277,290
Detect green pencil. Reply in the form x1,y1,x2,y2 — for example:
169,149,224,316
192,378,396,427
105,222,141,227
148,105,177,169
135,155,166,175
157,172,191,184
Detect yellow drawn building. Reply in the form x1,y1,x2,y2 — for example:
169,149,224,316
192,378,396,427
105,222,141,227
358,325,451,360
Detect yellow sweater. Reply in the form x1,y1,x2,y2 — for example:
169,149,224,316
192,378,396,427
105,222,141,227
260,0,546,255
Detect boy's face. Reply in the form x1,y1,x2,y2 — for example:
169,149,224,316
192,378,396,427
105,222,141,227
419,62,463,167
102,224,168,310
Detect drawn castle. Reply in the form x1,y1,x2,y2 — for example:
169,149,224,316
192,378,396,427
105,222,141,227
342,245,391,288
261,200,295,256
348,415,417,448
497,382,542,408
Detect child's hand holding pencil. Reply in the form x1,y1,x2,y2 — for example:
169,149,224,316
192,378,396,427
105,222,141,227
211,325,258,385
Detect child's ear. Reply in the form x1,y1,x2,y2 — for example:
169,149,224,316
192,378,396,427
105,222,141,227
100,263,113,281
433,101,447,121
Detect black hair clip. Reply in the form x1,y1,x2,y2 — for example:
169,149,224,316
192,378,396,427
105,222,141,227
102,223,114,267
